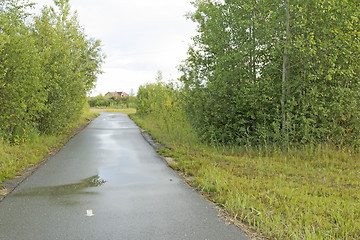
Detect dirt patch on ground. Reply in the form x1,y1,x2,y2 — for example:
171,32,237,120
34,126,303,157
0,120,93,202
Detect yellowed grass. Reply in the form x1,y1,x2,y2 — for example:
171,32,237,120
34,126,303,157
90,108,136,114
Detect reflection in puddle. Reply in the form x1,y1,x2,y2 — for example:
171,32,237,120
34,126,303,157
12,175,107,201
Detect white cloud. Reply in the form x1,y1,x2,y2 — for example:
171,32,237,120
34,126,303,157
32,0,197,96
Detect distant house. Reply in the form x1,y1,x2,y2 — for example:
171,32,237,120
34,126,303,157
104,92,129,99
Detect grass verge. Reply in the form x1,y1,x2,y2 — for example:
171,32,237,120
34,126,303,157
0,111,99,194
130,114,360,239
90,107,136,114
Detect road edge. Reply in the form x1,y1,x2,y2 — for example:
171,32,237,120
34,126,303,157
0,115,99,202
136,124,265,240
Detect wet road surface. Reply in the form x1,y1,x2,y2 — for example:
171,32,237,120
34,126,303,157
0,112,249,240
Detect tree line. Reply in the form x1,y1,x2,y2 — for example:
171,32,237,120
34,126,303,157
88,95,137,109
138,0,360,147
0,0,104,144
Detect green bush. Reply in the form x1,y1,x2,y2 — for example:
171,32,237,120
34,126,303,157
179,0,360,147
88,95,136,108
0,0,104,142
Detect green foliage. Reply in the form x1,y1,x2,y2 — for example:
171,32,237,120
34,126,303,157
133,3,360,237
0,0,45,144
0,0,104,143
33,0,104,134
136,78,183,129
180,0,360,147
133,76,360,238
88,95,137,109
88,95,111,107
135,73,198,146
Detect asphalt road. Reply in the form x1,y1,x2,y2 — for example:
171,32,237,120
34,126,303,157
0,112,249,240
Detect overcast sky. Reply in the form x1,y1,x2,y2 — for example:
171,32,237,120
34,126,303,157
33,0,197,96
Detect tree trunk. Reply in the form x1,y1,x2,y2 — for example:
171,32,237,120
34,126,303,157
281,0,290,141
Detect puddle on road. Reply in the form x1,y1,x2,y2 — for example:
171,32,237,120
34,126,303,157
12,175,107,204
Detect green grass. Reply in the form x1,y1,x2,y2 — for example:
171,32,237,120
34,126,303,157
90,107,136,115
131,114,360,239
0,111,99,191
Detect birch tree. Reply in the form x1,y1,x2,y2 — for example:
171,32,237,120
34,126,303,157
180,0,360,146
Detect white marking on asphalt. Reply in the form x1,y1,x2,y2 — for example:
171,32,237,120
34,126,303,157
86,210,95,217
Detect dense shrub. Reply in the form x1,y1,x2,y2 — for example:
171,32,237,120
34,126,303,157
136,73,195,144
0,0,104,143
179,0,360,147
88,95,136,109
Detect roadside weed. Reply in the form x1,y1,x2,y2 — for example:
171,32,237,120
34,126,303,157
133,114,360,239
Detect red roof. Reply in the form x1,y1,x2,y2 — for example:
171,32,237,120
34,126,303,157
117,92,129,96
105,92,129,97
